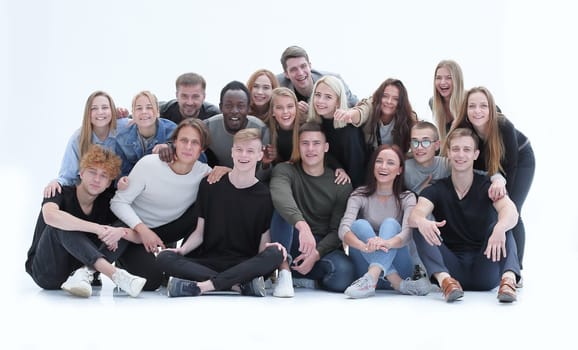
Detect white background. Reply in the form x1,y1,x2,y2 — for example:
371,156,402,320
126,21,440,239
1,0,577,348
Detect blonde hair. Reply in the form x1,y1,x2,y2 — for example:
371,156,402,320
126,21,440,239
131,90,160,118
233,128,262,145
307,75,348,128
432,60,464,143
79,91,118,160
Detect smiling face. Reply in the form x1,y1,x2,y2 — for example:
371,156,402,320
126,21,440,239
221,89,249,133
435,66,453,99
410,127,440,166
298,130,328,169
466,91,490,129
133,94,157,129
373,149,401,186
231,137,263,172
313,82,338,117
90,95,113,129
447,134,479,173
272,94,297,130
380,84,400,119
176,84,205,118
284,57,313,97
251,74,274,108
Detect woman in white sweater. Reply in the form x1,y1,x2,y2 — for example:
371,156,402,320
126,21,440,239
110,118,211,291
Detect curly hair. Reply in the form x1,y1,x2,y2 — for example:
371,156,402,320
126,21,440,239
79,145,122,180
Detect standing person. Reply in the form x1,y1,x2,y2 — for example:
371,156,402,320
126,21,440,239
308,75,368,188
451,86,535,280
334,78,417,156
270,122,355,297
115,90,177,177
247,69,279,123
409,128,521,303
159,72,220,123
339,144,430,299
203,81,271,170
429,60,465,143
110,118,212,291
44,91,128,197
26,145,146,298
276,45,358,117
157,129,286,297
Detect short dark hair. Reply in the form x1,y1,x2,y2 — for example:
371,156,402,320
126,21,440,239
170,118,211,150
219,81,250,105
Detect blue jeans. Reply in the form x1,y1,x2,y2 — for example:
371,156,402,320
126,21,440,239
270,210,355,292
348,218,413,290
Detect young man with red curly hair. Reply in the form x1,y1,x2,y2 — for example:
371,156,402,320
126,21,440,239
26,145,146,298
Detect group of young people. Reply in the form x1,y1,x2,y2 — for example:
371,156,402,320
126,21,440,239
25,46,535,304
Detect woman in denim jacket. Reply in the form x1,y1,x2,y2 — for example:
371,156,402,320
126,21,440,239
114,90,177,178
43,91,128,198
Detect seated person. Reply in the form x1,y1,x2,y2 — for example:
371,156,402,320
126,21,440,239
156,128,286,297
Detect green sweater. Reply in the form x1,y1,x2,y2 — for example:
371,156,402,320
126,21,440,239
270,162,352,257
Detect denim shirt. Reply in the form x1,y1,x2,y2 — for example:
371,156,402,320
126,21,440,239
115,118,177,177
56,118,129,186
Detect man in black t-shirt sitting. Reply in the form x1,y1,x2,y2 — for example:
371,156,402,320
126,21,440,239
26,145,146,298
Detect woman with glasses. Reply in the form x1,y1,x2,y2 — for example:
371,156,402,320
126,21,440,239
450,87,535,284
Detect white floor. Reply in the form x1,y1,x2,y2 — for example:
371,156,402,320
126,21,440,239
5,245,577,350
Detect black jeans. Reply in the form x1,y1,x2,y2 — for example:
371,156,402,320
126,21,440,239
27,225,127,289
156,246,283,291
510,143,535,269
116,203,198,291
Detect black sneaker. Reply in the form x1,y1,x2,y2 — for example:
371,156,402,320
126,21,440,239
167,277,201,297
91,272,102,287
240,276,266,297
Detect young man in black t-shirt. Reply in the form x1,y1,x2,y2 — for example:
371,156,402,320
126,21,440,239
26,145,146,298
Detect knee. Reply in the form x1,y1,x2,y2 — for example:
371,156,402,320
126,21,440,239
263,245,285,265
379,218,401,237
323,253,355,292
351,219,372,236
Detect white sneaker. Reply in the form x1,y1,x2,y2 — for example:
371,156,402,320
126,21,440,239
344,273,376,299
273,270,294,298
112,268,147,297
61,267,94,298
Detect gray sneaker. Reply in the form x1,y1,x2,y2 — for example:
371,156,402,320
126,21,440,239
240,276,266,297
399,277,431,296
112,268,146,297
167,277,201,297
61,267,94,298
344,274,376,299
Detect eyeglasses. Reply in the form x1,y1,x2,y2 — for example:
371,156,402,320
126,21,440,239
410,139,436,148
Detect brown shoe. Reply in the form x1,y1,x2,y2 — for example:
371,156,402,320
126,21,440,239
441,277,464,302
497,277,517,303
